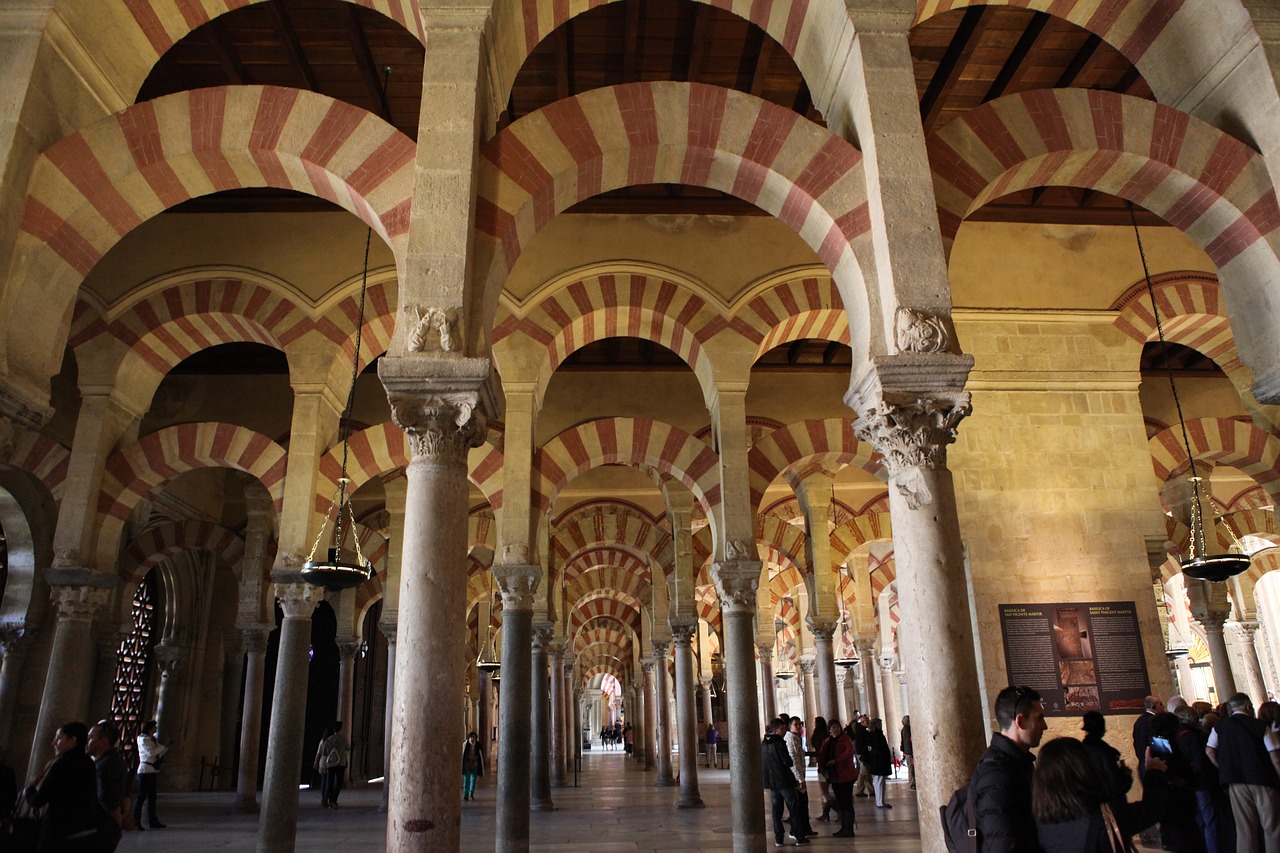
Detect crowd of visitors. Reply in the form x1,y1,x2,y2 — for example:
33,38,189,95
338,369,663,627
958,685,1280,853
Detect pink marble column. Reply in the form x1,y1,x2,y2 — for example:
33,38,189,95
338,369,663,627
641,660,657,772
235,626,269,812
653,641,675,786
671,622,703,807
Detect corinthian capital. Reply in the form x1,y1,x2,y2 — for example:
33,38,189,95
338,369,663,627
274,582,324,619
493,564,541,612
153,643,184,676
669,620,697,645
50,585,111,623
710,558,762,615
389,394,486,465
806,617,837,640
853,394,970,509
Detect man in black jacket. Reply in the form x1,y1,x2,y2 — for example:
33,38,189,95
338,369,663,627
969,685,1047,853
762,718,809,847
1206,692,1280,852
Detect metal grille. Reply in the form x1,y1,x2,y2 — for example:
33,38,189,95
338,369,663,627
109,571,157,772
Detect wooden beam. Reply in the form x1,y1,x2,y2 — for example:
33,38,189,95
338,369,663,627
792,81,813,119
1113,65,1143,95
920,6,988,134
555,22,571,100
1055,33,1102,88
684,3,711,81
982,11,1049,102
204,19,247,85
270,2,318,92
622,0,642,82
344,5,387,119
749,37,776,98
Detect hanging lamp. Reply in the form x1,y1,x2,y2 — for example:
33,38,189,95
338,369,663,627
1130,203,1250,583
834,566,858,668
476,570,501,674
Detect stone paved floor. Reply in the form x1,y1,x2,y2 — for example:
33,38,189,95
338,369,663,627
116,749,927,851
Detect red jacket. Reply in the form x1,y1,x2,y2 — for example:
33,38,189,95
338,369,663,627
822,731,857,783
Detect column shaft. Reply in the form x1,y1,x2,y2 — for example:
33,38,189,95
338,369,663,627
700,678,714,727
673,627,703,807
220,639,245,789
1233,623,1268,702
235,628,268,812
493,564,538,852
379,625,396,813
337,642,357,724
642,663,657,772
0,630,32,753
548,646,565,788
811,627,839,723
757,648,776,725
529,628,553,810
654,643,674,786
1203,617,1238,700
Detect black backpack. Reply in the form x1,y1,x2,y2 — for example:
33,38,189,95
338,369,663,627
940,776,980,853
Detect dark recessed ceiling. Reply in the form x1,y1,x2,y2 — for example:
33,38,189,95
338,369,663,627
559,337,850,371
1140,341,1224,375
141,0,1156,224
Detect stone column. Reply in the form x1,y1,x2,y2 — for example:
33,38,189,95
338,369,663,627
491,560,537,845
336,641,357,725
256,581,323,853
1200,612,1238,700
851,385,985,852
152,643,184,739
880,656,902,751
0,626,33,753
653,641,675,786
477,670,492,765
530,626,554,810
798,659,817,725
809,620,840,723
1232,621,1268,703
757,644,776,725
632,680,648,766
378,623,396,813
837,668,853,723
220,634,245,789
711,556,766,853
235,627,269,812
641,660,657,772
671,622,703,807
548,641,566,788
29,576,112,777
562,659,575,778
855,641,880,718
700,677,714,727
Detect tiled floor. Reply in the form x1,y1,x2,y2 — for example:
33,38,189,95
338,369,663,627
119,750,926,851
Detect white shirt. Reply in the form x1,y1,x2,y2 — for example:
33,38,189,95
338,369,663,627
784,730,806,783
136,733,168,774
1206,712,1280,752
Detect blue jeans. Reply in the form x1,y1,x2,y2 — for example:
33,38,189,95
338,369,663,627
771,787,799,843
463,772,478,798
1195,789,1235,853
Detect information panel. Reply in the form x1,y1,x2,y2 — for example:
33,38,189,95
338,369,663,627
998,602,1150,716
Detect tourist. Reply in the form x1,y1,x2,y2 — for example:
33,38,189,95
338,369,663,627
314,721,349,808
704,722,718,767
24,721,97,852
623,723,633,756
762,717,807,847
969,685,1048,853
820,719,857,839
809,716,832,821
852,714,872,798
86,720,130,851
1205,692,1280,852
1033,736,1168,852
461,731,485,801
1133,695,1162,779
900,715,914,790
865,718,892,809
785,716,816,839
1150,711,1202,853
1079,710,1132,810
132,719,167,829
1175,704,1233,853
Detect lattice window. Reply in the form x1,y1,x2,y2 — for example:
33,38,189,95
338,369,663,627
110,571,157,772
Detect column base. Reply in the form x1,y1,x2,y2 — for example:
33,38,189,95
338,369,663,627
676,796,705,809
655,776,676,787
232,800,260,814
531,800,556,812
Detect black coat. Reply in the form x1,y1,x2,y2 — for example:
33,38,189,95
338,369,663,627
761,733,796,790
26,748,96,853
971,733,1040,853
865,729,892,776
1081,733,1132,807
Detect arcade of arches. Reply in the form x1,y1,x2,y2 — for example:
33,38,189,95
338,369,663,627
5,1,1280,851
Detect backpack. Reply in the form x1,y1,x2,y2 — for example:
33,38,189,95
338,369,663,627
939,780,979,853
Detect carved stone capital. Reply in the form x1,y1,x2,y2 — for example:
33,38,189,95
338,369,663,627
546,638,567,660
153,643,184,676
798,658,815,675
651,640,670,660
493,564,541,612
378,621,397,644
50,585,111,623
894,307,951,354
531,625,554,651
242,627,270,655
853,394,971,509
337,641,359,661
407,304,462,354
640,659,656,675
710,559,762,615
389,394,486,465
756,642,775,658
806,617,837,640
274,582,324,620
669,620,697,645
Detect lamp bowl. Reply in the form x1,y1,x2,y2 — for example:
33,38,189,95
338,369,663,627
301,549,373,591
1181,552,1251,582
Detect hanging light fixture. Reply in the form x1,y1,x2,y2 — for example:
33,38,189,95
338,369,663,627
476,570,501,674
1130,203,1250,583
775,644,796,681
834,567,858,668
301,68,392,593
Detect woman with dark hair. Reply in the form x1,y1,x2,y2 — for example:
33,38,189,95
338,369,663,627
810,717,831,822
1034,737,1168,853
819,720,857,839
1150,712,1203,853
24,721,97,852
1080,710,1131,810
1175,704,1233,853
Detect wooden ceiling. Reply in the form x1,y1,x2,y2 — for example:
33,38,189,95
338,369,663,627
144,0,1158,223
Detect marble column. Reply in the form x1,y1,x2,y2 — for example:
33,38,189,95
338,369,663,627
530,626,554,810
852,387,986,852
641,660,657,772
856,642,880,718
378,623,396,813
477,670,492,766
562,660,575,778
711,555,766,853
653,642,675,786
837,668,853,723
880,657,902,752
30,577,112,777
798,659,817,725
809,620,840,723
671,622,703,807
1201,613,1238,700
548,641,566,788
1232,621,1267,702
337,641,358,724
235,627,269,812
757,644,776,725
152,642,184,739
220,634,245,788
0,626,33,754
700,677,714,727
632,681,648,767
257,581,323,853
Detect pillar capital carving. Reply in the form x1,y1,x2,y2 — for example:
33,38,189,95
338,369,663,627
710,558,762,615
389,393,487,464
651,640,670,661
274,582,324,619
546,638,567,660
806,617,837,640
699,675,714,687
755,641,775,658
242,626,270,655
153,643,184,675
493,564,541,612
798,658,815,675
1229,620,1261,643
835,668,847,686
853,394,971,508
379,620,397,644
337,640,359,661
640,659,656,675
531,624,554,650
669,620,697,645
49,584,111,623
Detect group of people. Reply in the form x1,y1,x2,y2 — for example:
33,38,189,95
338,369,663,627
599,722,623,750
762,712,907,846
14,718,166,853
965,685,1280,853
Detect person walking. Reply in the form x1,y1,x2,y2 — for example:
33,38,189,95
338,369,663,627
132,719,167,829
704,722,719,767
866,718,893,809
762,717,808,847
785,716,816,840
1080,710,1133,811
900,715,914,790
314,722,350,808
969,685,1048,853
461,731,485,801
820,719,857,839
810,717,832,822
852,715,872,798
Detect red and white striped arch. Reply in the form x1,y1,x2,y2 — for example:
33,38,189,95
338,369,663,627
533,417,721,515
476,82,872,359
565,570,649,620
552,504,670,570
829,513,894,564
569,593,643,635
2,431,70,503
747,419,877,509
9,86,413,386
1113,272,1239,369
758,516,806,577
766,564,807,607
734,271,849,358
120,520,245,584
869,549,897,597
493,268,727,408
929,89,1280,265
1148,417,1280,502
95,422,287,570
573,621,634,657
562,550,653,607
